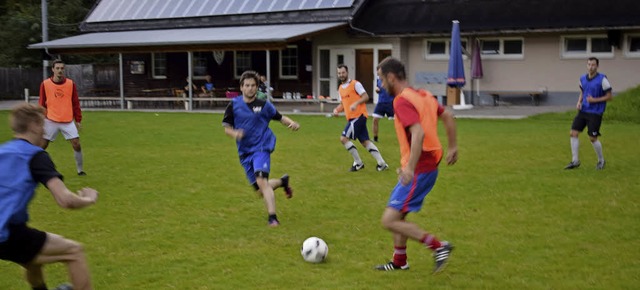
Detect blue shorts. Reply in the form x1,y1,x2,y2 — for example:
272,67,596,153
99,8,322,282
373,102,394,118
239,151,271,184
387,170,438,213
341,115,370,142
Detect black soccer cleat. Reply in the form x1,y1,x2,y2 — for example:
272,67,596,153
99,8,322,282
78,171,87,176
281,174,293,198
564,161,580,169
375,261,409,271
376,163,389,171
433,241,453,273
349,162,365,172
596,160,606,170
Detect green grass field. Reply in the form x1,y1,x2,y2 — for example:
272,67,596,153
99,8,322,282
1,95,639,289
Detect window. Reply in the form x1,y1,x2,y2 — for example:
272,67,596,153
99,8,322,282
624,34,640,58
234,51,252,78
279,45,298,79
479,38,524,59
561,35,613,59
193,52,208,77
425,39,468,60
151,53,166,79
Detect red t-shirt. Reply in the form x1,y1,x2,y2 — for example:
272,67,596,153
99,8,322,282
394,97,445,173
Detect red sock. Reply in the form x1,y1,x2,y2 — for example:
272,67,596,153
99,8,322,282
421,233,442,250
393,246,407,266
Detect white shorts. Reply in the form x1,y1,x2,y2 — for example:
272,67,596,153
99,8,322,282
43,119,79,141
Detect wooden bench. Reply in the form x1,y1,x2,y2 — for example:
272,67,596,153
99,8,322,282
487,90,547,106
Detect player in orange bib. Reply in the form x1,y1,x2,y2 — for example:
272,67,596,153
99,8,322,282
332,64,388,172
374,57,458,273
38,59,86,176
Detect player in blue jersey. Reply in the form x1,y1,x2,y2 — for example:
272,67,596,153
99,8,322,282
222,71,300,227
372,78,395,142
565,57,612,170
0,103,98,290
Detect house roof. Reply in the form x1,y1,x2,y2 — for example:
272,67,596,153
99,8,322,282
79,0,362,32
28,22,346,53
352,0,640,36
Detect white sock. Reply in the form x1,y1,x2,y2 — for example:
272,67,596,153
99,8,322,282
591,140,604,162
570,137,579,162
74,150,84,173
365,142,386,165
343,141,362,164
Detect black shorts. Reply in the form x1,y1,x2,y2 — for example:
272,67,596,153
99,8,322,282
0,224,47,264
571,111,603,137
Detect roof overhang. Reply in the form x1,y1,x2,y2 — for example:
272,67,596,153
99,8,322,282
28,22,346,54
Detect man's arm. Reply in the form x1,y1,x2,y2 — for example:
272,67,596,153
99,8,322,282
280,116,300,131
38,82,47,108
71,83,82,123
439,109,458,165
223,125,244,140
46,177,97,209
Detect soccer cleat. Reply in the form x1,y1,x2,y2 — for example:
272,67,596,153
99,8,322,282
349,162,365,172
376,163,389,171
268,219,280,227
281,174,293,198
375,261,410,271
564,161,580,169
596,160,606,170
53,283,73,290
433,241,453,273
77,171,87,176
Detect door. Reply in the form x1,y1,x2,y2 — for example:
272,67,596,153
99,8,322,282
356,49,373,103
329,48,355,100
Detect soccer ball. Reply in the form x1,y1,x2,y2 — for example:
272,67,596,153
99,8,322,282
301,237,328,263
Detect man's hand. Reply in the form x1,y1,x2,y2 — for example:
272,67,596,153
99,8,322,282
586,96,596,103
234,129,244,140
75,122,82,131
397,167,414,186
78,187,98,204
288,121,300,131
446,147,458,165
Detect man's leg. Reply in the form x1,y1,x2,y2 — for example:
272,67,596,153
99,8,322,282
372,117,380,142
256,176,278,226
31,233,92,290
69,138,85,175
23,263,46,290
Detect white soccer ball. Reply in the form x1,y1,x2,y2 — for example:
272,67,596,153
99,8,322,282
301,237,328,263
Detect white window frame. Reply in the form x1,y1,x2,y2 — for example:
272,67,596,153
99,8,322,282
151,52,167,79
478,37,524,60
234,51,252,79
424,38,469,60
279,45,298,79
560,35,614,59
623,33,640,58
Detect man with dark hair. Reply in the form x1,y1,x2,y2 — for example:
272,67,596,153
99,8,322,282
222,70,300,227
374,57,457,273
0,103,99,290
332,64,388,172
565,57,612,170
38,59,86,176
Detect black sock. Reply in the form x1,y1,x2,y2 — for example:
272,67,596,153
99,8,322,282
33,285,47,290
268,214,278,222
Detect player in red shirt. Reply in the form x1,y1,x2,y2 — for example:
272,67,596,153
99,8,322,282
374,57,458,273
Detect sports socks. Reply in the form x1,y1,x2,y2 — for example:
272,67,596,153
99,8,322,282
392,246,407,267
421,233,442,250
570,137,580,162
343,141,362,164
365,142,385,165
591,140,604,162
74,150,84,173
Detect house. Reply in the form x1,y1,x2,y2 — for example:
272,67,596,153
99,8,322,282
29,0,640,108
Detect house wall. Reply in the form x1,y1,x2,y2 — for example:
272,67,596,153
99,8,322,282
404,30,640,106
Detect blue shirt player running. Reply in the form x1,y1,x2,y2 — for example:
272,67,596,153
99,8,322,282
372,78,395,142
564,57,612,170
222,70,300,227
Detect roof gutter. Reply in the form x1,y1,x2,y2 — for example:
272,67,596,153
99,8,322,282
348,0,376,36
